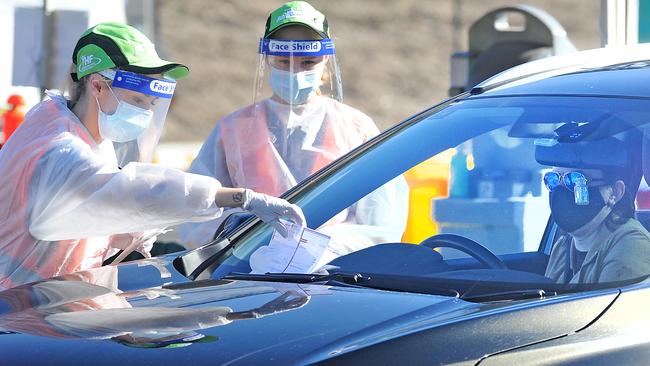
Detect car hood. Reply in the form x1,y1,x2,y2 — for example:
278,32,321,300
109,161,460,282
0,257,618,365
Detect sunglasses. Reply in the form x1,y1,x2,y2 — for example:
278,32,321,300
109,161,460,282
543,171,609,205
543,171,610,191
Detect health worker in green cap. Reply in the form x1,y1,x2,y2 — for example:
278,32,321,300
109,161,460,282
0,22,304,290
180,1,408,250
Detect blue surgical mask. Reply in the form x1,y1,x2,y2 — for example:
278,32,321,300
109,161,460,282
269,66,322,105
96,86,153,142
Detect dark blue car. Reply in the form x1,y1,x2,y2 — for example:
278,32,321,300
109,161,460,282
3,45,650,365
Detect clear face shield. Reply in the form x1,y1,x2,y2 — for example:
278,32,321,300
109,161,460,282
254,38,342,107
97,69,176,166
221,38,348,196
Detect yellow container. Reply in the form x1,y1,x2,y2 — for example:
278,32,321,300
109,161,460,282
401,150,453,243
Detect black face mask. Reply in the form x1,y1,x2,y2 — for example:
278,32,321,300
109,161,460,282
549,186,606,233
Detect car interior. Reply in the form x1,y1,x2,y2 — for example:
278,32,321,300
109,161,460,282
174,98,650,299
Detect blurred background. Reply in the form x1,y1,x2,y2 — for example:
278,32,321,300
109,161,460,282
1,1,604,142
3,0,649,168
159,0,602,140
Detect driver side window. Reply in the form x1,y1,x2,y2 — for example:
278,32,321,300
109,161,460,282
316,175,410,255
316,129,550,260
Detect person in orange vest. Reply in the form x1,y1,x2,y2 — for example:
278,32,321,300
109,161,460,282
179,1,408,249
1,94,27,144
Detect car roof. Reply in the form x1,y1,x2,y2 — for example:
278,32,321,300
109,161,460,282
474,43,650,98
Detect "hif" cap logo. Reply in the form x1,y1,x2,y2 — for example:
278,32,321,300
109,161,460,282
78,54,102,73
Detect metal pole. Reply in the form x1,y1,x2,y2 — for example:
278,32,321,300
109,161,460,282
627,0,639,44
451,0,463,52
40,0,52,99
143,0,155,43
600,0,640,46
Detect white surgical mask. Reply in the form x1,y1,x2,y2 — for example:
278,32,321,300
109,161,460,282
96,85,153,142
269,66,323,105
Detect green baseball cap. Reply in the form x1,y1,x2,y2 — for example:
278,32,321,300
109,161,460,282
264,1,330,39
71,22,189,81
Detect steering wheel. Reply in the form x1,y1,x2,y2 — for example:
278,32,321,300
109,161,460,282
419,234,507,270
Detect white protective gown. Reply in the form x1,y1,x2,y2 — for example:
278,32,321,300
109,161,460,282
0,93,223,289
178,97,381,247
178,97,409,253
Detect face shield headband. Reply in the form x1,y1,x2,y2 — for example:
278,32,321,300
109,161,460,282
99,69,177,99
257,38,338,105
97,69,177,166
259,38,335,57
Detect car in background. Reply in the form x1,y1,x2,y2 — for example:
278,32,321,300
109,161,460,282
3,45,650,365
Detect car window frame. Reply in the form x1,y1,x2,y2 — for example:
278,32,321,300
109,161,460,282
190,92,650,280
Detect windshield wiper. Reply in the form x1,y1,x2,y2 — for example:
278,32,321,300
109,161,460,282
224,272,460,297
461,289,557,303
224,271,371,284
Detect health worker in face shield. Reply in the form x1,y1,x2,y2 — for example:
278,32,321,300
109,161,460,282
540,137,650,284
179,1,398,249
0,22,304,290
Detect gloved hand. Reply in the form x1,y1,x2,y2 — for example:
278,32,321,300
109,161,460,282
108,229,164,263
242,189,306,237
109,233,153,259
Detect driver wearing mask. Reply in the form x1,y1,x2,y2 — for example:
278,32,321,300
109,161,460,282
540,137,650,284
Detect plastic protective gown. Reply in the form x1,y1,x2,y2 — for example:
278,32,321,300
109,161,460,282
0,93,223,289
179,97,380,248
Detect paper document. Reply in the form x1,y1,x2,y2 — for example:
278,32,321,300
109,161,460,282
249,222,333,274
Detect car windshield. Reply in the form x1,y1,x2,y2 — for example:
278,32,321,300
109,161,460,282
206,66,650,300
